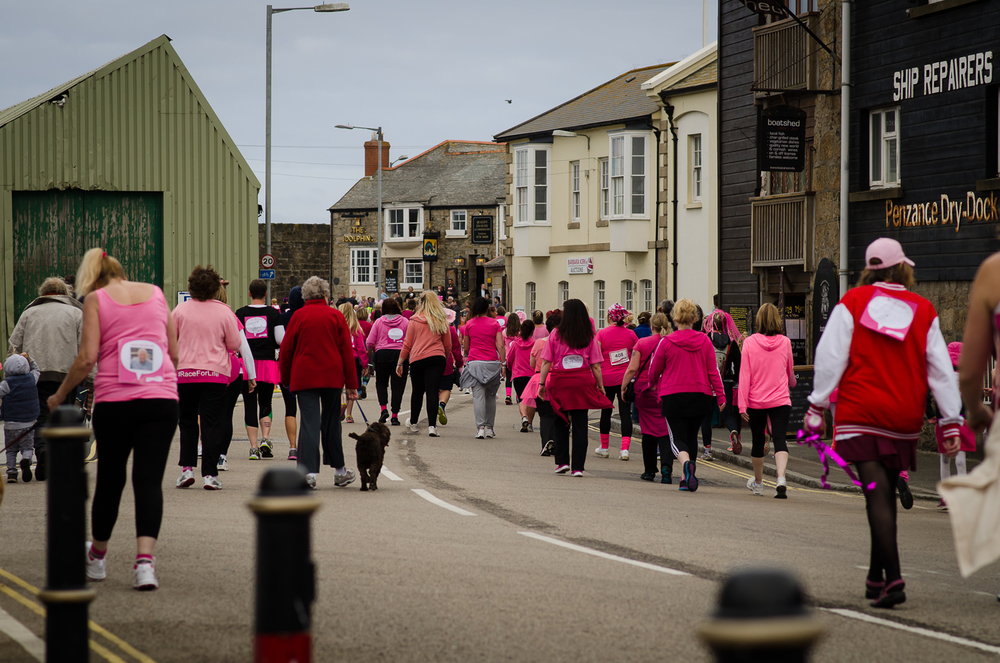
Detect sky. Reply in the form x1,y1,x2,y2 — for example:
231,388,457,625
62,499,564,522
1,0,717,225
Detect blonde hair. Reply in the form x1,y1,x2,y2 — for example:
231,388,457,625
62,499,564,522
76,248,125,297
417,290,449,335
650,312,670,334
671,299,699,327
339,303,360,334
755,303,784,336
214,283,228,305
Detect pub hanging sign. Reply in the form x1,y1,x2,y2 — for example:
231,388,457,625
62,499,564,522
760,105,807,173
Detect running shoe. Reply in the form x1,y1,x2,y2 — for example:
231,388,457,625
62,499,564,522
5,470,16,484
505,396,512,405
405,418,417,434
249,448,261,461
678,479,689,491
133,560,158,591
288,448,298,461
360,384,367,400
176,468,195,488
428,426,439,437
391,416,401,426
729,431,742,455
85,542,106,581
260,439,274,457
520,418,530,433
865,579,885,600
345,416,355,424
438,405,448,425
540,440,554,457
936,499,948,511
554,464,570,474
203,476,222,490
683,460,698,492
619,449,630,461
661,472,672,484
763,438,770,456
641,472,656,481
19,458,32,483
34,457,46,481
870,580,906,609
571,470,584,477
774,477,788,499
379,410,390,424
475,428,486,439
340,403,348,421
197,442,202,458
594,446,610,459
746,477,763,496
897,475,914,510
485,428,496,438
218,455,229,472
334,469,357,487
699,448,713,461
305,473,317,490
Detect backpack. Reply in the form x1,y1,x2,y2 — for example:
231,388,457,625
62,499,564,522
710,332,730,378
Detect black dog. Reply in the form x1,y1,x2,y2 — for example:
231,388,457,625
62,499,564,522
350,422,391,491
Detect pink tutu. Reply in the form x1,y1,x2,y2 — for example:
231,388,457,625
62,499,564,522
254,358,281,384
520,373,541,408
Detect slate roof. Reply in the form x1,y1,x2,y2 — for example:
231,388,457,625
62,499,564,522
494,63,673,141
663,60,717,91
329,140,507,211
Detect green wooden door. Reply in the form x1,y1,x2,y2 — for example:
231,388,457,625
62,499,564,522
12,191,164,319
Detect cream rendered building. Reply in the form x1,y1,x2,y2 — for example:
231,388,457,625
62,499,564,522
643,43,719,313
495,64,672,327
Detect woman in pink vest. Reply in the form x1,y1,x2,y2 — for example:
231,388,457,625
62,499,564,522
595,304,638,460
48,248,179,591
805,238,961,609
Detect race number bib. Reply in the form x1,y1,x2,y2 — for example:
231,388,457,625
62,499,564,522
859,292,918,341
609,348,629,366
118,339,165,384
244,316,268,339
561,354,584,370
387,328,404,343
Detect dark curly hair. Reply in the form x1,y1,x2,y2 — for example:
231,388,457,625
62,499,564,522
188,265,222,301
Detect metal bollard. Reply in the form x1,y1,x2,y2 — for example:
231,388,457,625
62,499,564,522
249,468,321,663
697,569,825,663
39,405,95,662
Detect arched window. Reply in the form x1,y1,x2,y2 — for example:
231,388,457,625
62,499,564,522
557,281,569,306
525,282,536,313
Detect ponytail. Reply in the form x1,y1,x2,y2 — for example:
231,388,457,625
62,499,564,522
76,248,124,296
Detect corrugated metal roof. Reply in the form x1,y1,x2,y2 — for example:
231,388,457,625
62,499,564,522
330,140,507,211
494,63,673,141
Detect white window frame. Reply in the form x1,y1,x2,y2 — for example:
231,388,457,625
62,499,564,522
869,107,900,188
570,161,581,221
525,282,536,312
599,158,609,219
621,280,635,312
513,146,551,225
594,280,606,329
403,259,424,286
689,134,703,202
385,207,423,241
448,209,467,236
641,279,653,313
557,280,569,306
350,247,377,285
607,131,650,219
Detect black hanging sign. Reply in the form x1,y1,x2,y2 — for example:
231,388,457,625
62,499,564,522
760,105,807,172
384,269,398,294
471,216,494,245
812,258,839,356
737,0,790,18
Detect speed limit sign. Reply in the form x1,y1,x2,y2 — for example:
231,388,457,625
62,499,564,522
260,254,275,269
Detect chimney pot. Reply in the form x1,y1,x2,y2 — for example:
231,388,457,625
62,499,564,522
363,136,391,177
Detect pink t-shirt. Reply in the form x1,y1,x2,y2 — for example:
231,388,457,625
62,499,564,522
465,316,501,361
532,326,549,341
632,335,664,393
93,287,178,403
541,330,602,370
597,324,639,386
529,338,547,373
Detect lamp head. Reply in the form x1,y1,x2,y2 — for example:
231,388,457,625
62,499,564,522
314,3,350,11
335,124,354,130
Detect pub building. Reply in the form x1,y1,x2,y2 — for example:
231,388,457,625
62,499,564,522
847,0,1000,343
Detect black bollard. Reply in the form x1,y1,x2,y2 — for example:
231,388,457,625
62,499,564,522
249,468,320,663
697,569,825,663
39,405,95,663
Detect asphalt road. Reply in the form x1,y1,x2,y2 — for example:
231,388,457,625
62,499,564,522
0,383,998,662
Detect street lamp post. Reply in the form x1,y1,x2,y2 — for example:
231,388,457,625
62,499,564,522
266,3,349,303
336,124,387,295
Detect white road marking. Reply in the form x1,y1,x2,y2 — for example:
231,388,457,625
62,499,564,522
380,466,403,481
411,489,476,516
824,608,1000,655
518,532,690,577
0,604,44,661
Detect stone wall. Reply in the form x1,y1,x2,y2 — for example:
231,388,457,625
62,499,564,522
257,223,332,303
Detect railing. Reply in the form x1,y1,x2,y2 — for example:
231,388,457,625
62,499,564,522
753,14,819,92
750,192,812,268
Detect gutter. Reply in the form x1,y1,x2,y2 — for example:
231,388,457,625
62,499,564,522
659,95,680,301
839,0,852,295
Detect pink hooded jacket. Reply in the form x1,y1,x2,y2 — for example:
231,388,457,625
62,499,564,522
648,329,725,409
737,333,796,412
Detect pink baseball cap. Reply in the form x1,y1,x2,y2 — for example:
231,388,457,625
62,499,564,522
865,237,915,270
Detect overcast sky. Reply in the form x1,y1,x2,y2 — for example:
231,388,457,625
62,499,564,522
2,0,717,225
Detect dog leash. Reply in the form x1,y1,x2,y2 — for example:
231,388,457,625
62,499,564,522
354,400,369,424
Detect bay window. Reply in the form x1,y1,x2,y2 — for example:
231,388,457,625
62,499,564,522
513,146,550,224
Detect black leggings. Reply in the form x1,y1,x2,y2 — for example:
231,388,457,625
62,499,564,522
857,461,902,584
662,393,715,458
374,349,408,414
243,380,275,428
91,399,177,541
642,433,673,476
280,382,297,417
747,405,791,458
409,356,445,425
178,381,228,477
600,385,633,438
552,409,590,472
221,376,243,455
512,376,531,401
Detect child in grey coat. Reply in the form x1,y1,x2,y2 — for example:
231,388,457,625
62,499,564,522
1,354,41,483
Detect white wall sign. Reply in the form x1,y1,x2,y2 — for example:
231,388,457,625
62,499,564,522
177,291,192,307
567,257,594,274
893,50,993,101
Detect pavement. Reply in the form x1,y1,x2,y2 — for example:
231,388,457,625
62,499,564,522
609,415,977,503
0,384,997,662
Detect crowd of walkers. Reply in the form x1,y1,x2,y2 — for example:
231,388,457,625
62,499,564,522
5,236,1000,611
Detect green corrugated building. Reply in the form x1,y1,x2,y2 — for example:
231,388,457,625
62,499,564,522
0,34,260,350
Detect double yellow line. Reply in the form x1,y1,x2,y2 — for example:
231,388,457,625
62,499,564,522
0,567,157,663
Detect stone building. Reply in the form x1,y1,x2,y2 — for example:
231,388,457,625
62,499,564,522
256,223,331,304
328,139,507,301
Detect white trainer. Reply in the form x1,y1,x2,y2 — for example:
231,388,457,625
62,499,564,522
746,477,764,496
305,473,317,490
428,426,439,437
176,468,195,488
133,560,158,591
85,542,106,581
405,418,418,434
203,475,222,491
475,428,486,439
619,449,630,461
218,455,228,471
485,428,496,438
594,446,610,458
774,476,788,499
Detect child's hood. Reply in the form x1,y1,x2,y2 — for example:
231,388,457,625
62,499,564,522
3,355,29,376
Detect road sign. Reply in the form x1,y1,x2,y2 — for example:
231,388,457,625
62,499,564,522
260,254,275,269
260,269,276,280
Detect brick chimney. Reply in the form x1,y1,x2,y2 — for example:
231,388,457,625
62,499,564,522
364,135,391,177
